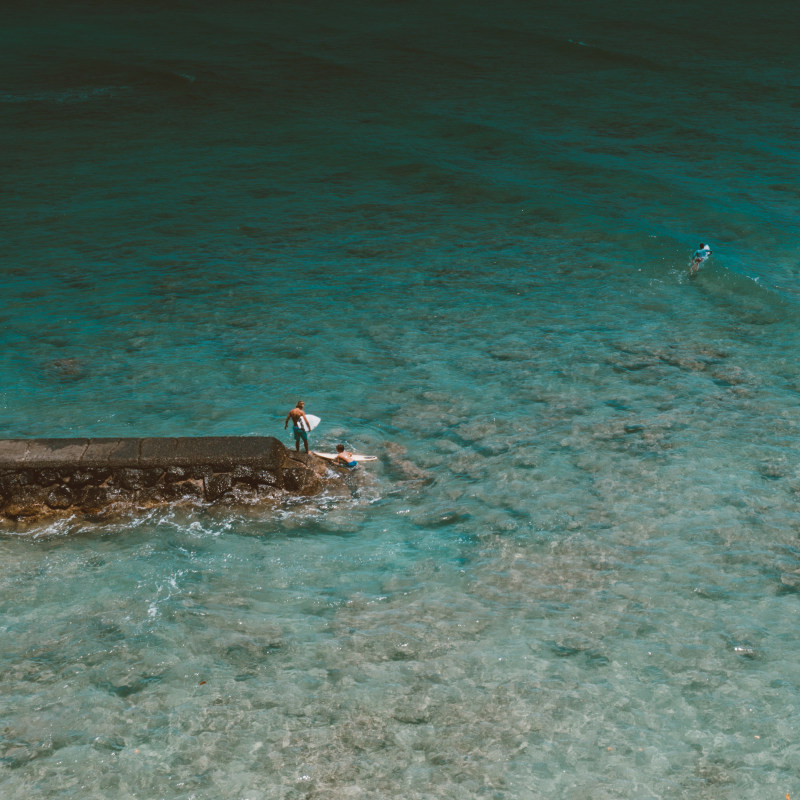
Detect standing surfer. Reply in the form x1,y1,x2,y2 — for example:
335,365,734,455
689,243,712,276
284,400,312,453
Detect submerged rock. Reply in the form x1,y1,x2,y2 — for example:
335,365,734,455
45,358,87,382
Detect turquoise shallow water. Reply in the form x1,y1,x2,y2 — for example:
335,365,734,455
2,1,800,797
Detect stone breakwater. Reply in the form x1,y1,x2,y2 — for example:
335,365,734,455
0,437,328,522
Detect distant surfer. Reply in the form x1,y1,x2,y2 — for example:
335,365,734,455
689,243,712,276
284,400,311,453
333,444,358,468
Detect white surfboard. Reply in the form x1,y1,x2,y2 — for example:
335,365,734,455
312,451,377,463
302,414,321,431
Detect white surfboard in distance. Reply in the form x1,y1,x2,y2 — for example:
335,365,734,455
312,452,377,463
302,414,321,431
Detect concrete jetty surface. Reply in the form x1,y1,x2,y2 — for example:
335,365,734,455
0,437,326,521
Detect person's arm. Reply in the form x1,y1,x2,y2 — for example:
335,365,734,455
300,412,311,430
284,412,291,429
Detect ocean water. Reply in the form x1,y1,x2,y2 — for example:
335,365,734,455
2,1,800,797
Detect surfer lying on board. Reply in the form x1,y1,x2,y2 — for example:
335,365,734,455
333,444,358,468
689,243,712,276
284,400,311,453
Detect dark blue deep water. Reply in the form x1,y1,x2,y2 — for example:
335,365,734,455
2,2,800,797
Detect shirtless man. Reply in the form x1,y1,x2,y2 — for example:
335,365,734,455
333,444,358,468
284,400,311,453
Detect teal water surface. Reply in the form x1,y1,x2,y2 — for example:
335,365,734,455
2,1,800,798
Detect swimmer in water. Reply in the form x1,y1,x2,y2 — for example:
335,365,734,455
333,444,358,468
689,243,712,276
